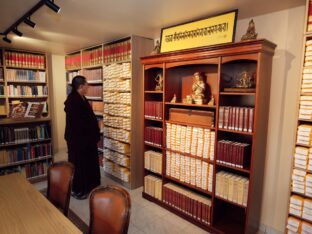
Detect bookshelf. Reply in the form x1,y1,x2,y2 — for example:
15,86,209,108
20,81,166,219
141,39,276,233
65,35,154,189
285,1,312,233
0,48,53,183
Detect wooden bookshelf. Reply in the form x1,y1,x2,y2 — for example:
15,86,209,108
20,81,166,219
0,48,53,183
141,39,276,233
65,35,154,189
285,1,312,233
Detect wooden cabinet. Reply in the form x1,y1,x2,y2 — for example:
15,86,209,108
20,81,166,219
141,39,276,234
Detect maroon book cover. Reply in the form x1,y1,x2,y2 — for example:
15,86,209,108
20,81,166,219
248,108,254,133
243,107,249,132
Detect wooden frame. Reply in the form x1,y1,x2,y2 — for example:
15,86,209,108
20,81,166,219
160,9,238,53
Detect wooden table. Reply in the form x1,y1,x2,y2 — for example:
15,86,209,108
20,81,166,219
0,173,82,234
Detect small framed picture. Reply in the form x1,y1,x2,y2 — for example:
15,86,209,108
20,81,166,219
24,102,44,118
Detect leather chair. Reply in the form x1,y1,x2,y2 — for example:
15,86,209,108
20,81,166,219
89,185,131,234
47,161,74,217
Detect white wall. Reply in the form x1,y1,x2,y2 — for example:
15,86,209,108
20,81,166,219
235,6,305,233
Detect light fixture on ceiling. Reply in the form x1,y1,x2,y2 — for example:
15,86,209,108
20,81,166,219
1,0,61,44
45,0,61,13
12,28,23,37
3,36,11,43
24,17,36,28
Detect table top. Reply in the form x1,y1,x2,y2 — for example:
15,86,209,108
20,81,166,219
0,173,82,234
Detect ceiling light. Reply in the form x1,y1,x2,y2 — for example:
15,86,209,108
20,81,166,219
3,36,11,43
45,0,61,13
12,28,23,37
24,17,36,28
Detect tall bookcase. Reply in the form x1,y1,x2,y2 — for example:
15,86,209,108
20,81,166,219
141,39,276,234
285,1,312,233
0,48,53,183
65,35,154,189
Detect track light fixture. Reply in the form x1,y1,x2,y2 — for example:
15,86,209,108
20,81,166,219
24,17,36,28
3,36,11,43
12,28,23,37
45,0,61,13
1,0,61,44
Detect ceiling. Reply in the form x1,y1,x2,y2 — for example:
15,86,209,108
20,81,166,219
0,0,305,55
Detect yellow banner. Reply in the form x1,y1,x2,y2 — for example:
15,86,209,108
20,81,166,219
160,10,237,53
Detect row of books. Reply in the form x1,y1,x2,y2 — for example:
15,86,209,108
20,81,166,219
103,92,131,105
299,96,312,120
103,78,131,91
103,114,131,131
7,85,48,96
163,183,211,225
103,126,130,143
85,86,102,98
5,52,45,69
103,148,129,167
0,143,52,165
215,171,249,207
103,137,130,155
216,140,250,169
289,195,312,222
166,151,213,191
144,175,162,200
144,150,162,174
21,161,50,179
144,101,163,120
144,126,163,147
302,68,312,94
67,71,80,83
218,106,254,133
90,101,104,113
294,147,312,171
297,125,312,146
166,123,215,160
291,169,312,196
103,63,131,79
103,40,131,63
0,85,3,95
65,53,81,70
287,216,312,234
103,159,130,182
0,68,3,81
0,125,50,145
6,69,46,82
104,104,131,118
82,47,103,67
82,68,103,81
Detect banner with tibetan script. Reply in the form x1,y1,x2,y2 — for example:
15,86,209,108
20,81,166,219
160,10,238,53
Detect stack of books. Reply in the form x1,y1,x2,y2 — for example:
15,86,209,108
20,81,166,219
297,125,312,146
292,169,306,194
103,137,130,154
163,183,211,225
103,126,130,143
103,148,129,167
306,174,312,197
289,195,303,217
302,221,312,233
104,104,131,117
103,79,131,91
144,101,163,120
103,63,131,79
144,175,162,200
103,114,131,130
103,159,130,182
166,150,213,192
215,171,249,206
286,216,301,234
103,92,131,104
144,150,162,174
166,123,215,160
303,198,312,222
294,147,309,170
